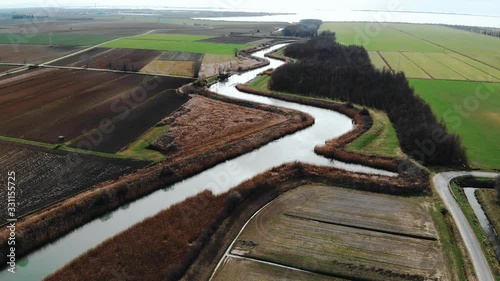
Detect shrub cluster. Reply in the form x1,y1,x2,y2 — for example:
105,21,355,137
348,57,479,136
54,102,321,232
270,38,467,167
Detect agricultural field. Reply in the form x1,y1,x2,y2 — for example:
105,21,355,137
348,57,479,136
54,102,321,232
0,33,118,46
320,22,443,52
0,68,193,152
410,79,500,169
321,22,500,82
379,51,431,79
0,140,146,224
0,44,83,64
0,65,18,73
367,50,389,70
50,47,203,77
103,33,250,55
213,258,346,281
213,185,448,281
49,48,163,71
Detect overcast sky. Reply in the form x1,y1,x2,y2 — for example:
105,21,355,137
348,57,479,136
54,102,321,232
0,0,498,17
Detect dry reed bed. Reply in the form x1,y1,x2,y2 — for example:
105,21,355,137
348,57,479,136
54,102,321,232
0,89,313,267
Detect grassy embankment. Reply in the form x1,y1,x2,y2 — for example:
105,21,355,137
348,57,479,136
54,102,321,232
429,203,469,281
103,33,249,55
249,75,401,158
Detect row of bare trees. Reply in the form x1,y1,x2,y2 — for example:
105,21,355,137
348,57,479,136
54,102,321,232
270,38,468,167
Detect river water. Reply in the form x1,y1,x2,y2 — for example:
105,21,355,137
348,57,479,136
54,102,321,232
1,43,396,280
464,188,500,260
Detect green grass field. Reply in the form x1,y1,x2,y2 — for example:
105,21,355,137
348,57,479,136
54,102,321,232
322,22,500,82
448,53,500,80
367,51,389,70
103,33,249,55
410,79,500,169
380,51,431,79
320,22,443,52
404,52,466,80
391,23,500,58
426,53,499,82
0,33,118,46
347,109,401,158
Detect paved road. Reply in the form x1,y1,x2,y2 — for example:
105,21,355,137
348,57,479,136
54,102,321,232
434,171,499,281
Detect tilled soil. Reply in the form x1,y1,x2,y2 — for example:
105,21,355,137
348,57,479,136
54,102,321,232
0,140,147,225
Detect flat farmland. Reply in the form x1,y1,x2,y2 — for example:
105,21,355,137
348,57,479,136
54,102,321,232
0,65,18,73
0,140,146,224
0,69,193,152
200,35,262,44
141,60,196,77
399,52,465,80
367,51,389,70
426,53,500,82
213,257,346,281
448,53,500,80
216,185,449,281
410,79,500,169
390,23,500,59
0,33,118,46
323,22,500,82
103,33,249,55
319,22,442,52
379,51,431,79
49,48,163,70
158,51,204,61
0,44,83,64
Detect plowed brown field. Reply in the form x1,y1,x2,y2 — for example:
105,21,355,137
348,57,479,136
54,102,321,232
0,68,193,152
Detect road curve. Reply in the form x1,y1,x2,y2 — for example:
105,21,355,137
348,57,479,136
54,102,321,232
434,171,499,281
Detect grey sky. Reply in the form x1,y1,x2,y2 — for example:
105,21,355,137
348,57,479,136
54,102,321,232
0,0,498,17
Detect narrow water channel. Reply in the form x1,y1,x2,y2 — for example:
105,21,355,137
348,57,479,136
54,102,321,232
1,43,396,280
464,188,500,260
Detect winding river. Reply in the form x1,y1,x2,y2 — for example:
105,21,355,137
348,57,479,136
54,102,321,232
1,43,396,280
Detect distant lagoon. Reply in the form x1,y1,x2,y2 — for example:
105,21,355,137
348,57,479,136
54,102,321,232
194,10,500,28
